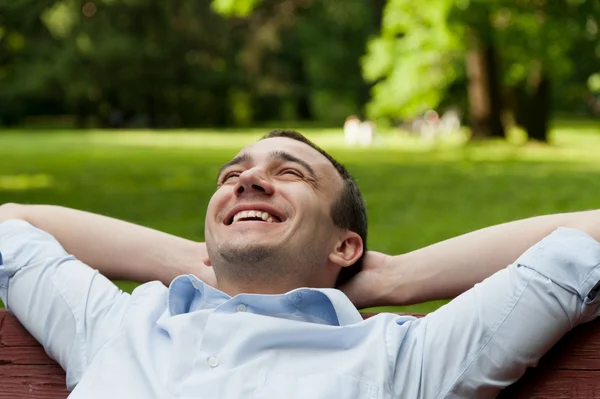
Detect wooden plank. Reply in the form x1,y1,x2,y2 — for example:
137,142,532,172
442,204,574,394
0,311,39,347
0,377,67,399
0,370,68,399
0,364,66,378
535,321,600,371
0,346,57,365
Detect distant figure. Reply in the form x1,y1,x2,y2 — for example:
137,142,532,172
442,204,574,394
411,109,461,142
358,120,375,146
439,109,461,134
344,115,361,146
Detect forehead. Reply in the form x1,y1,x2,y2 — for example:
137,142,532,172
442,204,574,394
238,137,337,176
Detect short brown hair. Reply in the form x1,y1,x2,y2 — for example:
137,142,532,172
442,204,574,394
261,130,367,286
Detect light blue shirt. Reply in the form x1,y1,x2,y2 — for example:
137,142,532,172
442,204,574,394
2,219,600,398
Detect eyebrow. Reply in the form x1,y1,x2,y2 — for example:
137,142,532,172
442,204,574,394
216,150,317,181
269,150,316,179
217,153,252,181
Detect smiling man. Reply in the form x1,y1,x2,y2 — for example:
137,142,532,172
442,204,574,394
2,130,600,398
207,131,366,296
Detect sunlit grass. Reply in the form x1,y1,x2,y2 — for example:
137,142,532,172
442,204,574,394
0,174,54,191
1,119,599,313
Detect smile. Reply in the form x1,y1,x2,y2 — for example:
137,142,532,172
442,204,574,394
231,210,281,224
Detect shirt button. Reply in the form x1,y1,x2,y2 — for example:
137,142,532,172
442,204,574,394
207,356,219,368
236,304,246,312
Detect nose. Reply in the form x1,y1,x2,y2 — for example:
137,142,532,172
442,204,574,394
234,168,274,197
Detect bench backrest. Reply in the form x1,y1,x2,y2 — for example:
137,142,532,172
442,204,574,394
2,309,600,398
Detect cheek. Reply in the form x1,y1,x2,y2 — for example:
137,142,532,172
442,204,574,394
207,188,232,223
302,197,334,227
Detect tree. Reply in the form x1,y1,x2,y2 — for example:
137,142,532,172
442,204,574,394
496,0,600,142
363,0,600,142
0,0,60,125
362,0,462,122
457,2,506,139
1,0,383,127
215,0,383,123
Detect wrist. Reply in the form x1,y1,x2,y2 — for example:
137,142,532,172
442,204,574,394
379,255,413,306
357,253,412,308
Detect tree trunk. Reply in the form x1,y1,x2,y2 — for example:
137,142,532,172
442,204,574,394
146,93,157,128
75,100,88,129
511,68,551,143
485,46,504,138
466,29,505,140
526,76,551,142
295,95,312,121
294,59,312,120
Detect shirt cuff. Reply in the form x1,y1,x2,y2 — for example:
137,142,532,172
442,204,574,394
515,227,600,301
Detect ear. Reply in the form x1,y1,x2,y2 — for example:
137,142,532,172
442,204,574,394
328,231,363,268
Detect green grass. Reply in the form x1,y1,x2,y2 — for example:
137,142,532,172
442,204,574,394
1,119,599,313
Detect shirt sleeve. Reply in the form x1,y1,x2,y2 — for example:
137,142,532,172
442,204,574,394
388,227,600,399
0,219,131,389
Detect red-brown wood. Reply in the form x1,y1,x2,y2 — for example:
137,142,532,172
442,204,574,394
3,310,600,398
0,311,70,398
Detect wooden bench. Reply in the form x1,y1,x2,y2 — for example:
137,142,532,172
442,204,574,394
2,309,600,398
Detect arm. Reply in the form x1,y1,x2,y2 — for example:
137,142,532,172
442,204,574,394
0,220,130,389
343,209,600,308
0,203,214,287
390,227,600,397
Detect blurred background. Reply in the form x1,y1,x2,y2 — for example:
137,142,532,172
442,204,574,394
1,0,599,312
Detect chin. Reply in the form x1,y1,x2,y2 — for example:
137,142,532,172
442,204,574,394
218,241,279,263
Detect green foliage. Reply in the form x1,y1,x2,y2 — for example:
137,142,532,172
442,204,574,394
589,73,600,93
364,0,600,122
0,0,380,127
211,0,263,17
1,120,600,312
363,0,461,120
1,0,598,128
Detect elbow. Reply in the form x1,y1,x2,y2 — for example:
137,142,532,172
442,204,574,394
0,203,25,223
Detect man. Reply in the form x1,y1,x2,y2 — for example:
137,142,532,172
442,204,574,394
1,130,600,398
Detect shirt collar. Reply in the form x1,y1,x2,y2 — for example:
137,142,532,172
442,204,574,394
167,274,363,327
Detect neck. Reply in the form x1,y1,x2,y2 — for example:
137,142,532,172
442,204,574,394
207,247,339,295
217,280,296,297
214,269,335,297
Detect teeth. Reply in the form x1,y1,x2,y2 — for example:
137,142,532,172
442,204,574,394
232,210,278,223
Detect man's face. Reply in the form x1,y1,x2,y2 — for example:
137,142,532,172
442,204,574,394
205,137,344,288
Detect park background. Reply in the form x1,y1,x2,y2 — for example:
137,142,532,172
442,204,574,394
1,0,599,313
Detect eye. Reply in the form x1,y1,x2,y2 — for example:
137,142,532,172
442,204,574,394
222,171,240,182
281,169,302,177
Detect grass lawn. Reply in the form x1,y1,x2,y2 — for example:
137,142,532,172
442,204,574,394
1,119,599,313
